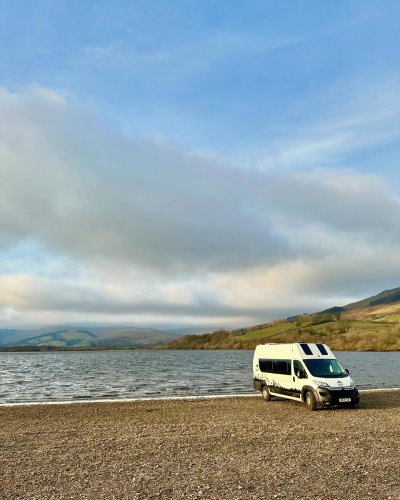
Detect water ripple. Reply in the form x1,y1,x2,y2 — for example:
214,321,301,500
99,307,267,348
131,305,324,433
0,350,399,404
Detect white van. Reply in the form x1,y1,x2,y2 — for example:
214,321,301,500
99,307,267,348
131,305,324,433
253,342,359,410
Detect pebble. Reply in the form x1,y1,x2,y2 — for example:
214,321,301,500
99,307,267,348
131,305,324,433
0,390,399,499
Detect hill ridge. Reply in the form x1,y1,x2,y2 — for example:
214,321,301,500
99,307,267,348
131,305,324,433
161,287,400,351
0,325,179,349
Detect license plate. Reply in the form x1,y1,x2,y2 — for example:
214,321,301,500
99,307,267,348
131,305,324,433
339,398,351,402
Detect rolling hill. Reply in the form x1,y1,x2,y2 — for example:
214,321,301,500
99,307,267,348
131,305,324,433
322,286,400,312
0,326,179,349
161,287,400,351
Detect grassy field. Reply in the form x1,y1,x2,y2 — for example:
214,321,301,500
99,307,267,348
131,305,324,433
161,302,400,351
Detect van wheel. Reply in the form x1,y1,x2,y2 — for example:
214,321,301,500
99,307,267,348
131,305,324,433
261,385,271,402
305,391,317,411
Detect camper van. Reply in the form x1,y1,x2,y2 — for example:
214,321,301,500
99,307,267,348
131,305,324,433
253,342,359,410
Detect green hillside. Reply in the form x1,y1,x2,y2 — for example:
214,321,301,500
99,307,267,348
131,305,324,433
161,292,400,351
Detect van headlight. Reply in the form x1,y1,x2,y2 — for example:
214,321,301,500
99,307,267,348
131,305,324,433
313,380,330,388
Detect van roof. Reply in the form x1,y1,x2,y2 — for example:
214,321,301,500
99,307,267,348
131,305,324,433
255,342,334,359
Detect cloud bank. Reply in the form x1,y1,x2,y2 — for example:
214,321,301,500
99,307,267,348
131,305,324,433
1,86,400,327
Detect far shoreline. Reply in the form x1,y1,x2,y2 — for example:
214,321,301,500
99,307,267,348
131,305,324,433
1,345,399,352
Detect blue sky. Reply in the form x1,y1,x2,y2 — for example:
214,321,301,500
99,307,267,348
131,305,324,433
1,1,400,328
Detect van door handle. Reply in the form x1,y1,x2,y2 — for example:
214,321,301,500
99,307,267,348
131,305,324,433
293,376,295,382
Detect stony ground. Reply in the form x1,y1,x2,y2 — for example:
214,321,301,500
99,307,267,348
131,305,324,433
0,390,399,499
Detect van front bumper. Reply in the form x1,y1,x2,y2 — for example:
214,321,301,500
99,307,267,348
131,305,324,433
316,387,359,406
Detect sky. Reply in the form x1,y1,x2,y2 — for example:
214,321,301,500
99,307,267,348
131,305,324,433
1,0,400,329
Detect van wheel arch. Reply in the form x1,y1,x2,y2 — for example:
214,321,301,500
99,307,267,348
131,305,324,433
301,386,315,402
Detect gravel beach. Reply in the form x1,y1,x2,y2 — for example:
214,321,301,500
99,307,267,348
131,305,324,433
1,390,399,499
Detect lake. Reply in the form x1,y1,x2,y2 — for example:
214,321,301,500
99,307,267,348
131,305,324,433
0,350,399,404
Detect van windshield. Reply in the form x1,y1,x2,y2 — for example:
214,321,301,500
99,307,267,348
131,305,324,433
304,359,347,378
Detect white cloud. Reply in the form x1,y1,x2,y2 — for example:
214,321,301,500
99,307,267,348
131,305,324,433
256,74,400,171
79,44,172,73
1,85,400,327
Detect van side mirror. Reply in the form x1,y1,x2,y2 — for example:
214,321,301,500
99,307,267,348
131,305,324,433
345,368,350,375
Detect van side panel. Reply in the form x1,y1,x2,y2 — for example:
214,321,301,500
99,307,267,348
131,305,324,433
254,348,300,399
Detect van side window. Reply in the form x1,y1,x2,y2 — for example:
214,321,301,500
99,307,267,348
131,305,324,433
259,359,291,375
294,360,307,379
259,359,271,372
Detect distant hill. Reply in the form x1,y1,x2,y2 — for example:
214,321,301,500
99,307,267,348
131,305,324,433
161,287,400,351
0,325,179,349
163,327,215,336
343,287,400,310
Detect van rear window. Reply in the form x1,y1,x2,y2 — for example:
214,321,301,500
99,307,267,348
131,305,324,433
300,343,313,355
259,359,273,372
259,359,291,375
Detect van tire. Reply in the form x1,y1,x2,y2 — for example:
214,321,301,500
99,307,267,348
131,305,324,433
305,390,317,411
261,385,271,402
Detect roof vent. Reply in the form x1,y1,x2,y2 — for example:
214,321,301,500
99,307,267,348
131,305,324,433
299,343,313,355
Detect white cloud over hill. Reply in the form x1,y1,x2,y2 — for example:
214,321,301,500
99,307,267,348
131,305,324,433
1,86,400,327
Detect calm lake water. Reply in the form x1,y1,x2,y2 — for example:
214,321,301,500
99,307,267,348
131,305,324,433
0,350,399,404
